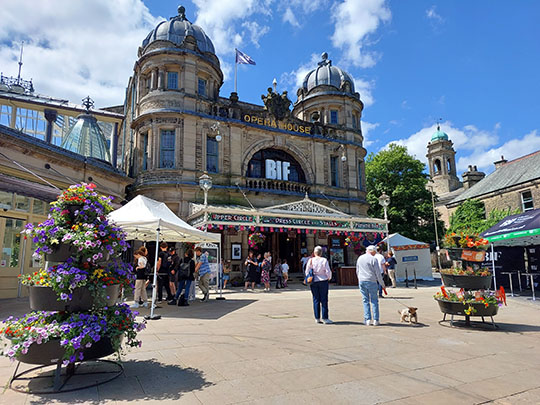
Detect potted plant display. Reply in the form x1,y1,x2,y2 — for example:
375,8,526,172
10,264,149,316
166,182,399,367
440,267,493,290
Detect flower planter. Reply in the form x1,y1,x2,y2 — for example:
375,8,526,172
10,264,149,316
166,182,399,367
435,298,499,317
447,248,463,261
441,273,492,290
45,243,76,262
29,285,120,312
16,336,119,365
66,204,84,222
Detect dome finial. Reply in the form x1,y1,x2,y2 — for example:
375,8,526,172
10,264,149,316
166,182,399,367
82,96,94,113
318,52,331,67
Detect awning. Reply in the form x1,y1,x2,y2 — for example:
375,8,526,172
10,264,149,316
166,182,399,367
480,208,540,246
0,173,60,202
188,194,387,236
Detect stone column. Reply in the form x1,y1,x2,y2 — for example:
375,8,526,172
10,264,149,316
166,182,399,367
44,109,57,144
151,68,157,90
306,233,315,254
110,122,119,168
157,68,164,90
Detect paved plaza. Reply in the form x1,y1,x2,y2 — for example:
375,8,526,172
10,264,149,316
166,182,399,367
1,283,540,405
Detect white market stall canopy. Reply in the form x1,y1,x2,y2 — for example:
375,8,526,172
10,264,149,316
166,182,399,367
108,195,221,243
382,233,433,280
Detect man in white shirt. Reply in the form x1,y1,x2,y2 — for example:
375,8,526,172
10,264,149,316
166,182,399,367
374,246,387,298
356,245,386,325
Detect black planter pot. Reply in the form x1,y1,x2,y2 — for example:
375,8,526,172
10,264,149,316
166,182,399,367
435,298,499,317
28,285,120,312
441,273,492,290
45,243,76,262
447,248,463,261
16,336,119,365
66,204,84,222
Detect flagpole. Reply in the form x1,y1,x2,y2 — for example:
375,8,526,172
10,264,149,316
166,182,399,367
234,50,238,93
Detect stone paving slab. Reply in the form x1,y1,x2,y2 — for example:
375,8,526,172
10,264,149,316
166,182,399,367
0,284,539,404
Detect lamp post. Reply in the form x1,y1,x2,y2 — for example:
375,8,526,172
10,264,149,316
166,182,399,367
378,192,391,253
427,181,442,271
199,172,212,206
210,122,222,142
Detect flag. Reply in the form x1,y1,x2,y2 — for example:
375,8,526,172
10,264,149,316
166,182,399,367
235,48,256,65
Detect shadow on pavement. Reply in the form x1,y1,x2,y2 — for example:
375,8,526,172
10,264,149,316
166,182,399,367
331,321,365,325
21,359,211,403
148,299,257,320
383,322,430,328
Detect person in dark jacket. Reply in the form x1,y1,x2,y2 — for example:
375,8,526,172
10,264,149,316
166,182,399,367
168,246,180,297
168,249,195,306
157,242,173,302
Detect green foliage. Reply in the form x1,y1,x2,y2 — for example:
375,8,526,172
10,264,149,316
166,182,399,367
449,199,519,234
365,143,445,243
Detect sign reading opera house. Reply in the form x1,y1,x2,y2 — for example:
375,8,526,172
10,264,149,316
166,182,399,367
121,6,383,271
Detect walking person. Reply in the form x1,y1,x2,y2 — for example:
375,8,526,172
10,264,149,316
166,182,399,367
195,246,212,302
244,250,258,290
168,249,195,306
385,251,397,288
305,246,333,324
356,245,387,326
281,258,289,287
261,252,272,292
375,246,387,298
222,260,231,289
274,258,283,289
168,246,180,297
131,248,149,308
156,242,173,302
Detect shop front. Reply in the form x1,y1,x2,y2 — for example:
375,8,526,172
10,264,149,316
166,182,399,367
188,195,386,275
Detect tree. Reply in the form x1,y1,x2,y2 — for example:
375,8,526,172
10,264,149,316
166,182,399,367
448,199,519,235
365,143,445,243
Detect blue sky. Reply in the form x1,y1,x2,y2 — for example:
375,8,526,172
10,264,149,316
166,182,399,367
1,0,539,175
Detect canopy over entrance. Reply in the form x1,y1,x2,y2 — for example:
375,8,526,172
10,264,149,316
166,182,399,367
481,208,540,247
109,195,220,243
188,194,387,237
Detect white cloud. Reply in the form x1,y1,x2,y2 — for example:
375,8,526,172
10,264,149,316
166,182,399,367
361,121,379,146
283,7,300,27
331,0,391,68
426,6,443,23
241,21,270,48
353,77,375,107
389,122,540,174
0,0,161,107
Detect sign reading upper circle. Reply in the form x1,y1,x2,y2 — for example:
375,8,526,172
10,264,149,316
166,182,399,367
243,114,312,134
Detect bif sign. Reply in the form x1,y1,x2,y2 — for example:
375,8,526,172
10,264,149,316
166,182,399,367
265,159,290,181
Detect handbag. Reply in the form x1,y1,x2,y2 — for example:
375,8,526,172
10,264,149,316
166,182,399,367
304,259,314,285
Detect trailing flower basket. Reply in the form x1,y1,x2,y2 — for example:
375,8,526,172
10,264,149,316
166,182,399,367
435,298,499,317
28,284,120,312
441,273,492,290
16,336,120,365
65,204,84,222
446,248,463,261
45,243,76,262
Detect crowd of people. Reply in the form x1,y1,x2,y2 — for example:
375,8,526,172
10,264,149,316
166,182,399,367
131,241,399,326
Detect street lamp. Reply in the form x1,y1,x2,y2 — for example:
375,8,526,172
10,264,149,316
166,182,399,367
427,180,442,271
378,192,391,253
199,172,212,206
210,122,222,142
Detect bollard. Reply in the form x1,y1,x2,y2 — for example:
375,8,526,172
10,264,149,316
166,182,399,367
405,268,409,288
414,269,417,289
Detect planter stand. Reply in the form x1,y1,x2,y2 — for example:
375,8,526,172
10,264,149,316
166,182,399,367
440,312,498,329
10,359,123,394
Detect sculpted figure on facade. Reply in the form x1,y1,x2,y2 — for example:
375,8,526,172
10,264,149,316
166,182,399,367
261,88,291,121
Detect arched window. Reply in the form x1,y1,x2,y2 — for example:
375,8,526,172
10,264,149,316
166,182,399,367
447,159,452,173
247,149,306,183
434,159,442,175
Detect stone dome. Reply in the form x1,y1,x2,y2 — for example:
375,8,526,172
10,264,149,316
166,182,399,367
431,126,449,142
302,53,355,95
141,6,215,55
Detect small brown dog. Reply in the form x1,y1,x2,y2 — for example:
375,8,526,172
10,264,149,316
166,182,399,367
398,307,418,324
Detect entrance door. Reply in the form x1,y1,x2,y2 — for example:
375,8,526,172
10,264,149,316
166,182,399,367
0,216,25,298
277,232,300,272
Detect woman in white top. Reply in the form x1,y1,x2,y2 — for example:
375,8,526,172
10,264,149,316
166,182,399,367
305,246,333,324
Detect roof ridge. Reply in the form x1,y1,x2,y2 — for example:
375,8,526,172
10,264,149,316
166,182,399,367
505,149,540,165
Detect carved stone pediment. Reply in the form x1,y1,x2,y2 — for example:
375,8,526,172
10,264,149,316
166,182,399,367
262,195,349,217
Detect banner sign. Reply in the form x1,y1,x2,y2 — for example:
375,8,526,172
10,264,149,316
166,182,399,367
260,216,349,228
243,114,312,134
210,213,254,223
461,249,486,262
352,222,386,231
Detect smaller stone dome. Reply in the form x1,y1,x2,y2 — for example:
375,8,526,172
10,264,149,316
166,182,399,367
431,125,449,142
141,6,215,55
302,53,355,95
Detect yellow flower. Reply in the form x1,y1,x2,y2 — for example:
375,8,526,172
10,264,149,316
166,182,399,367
92,269,104,279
